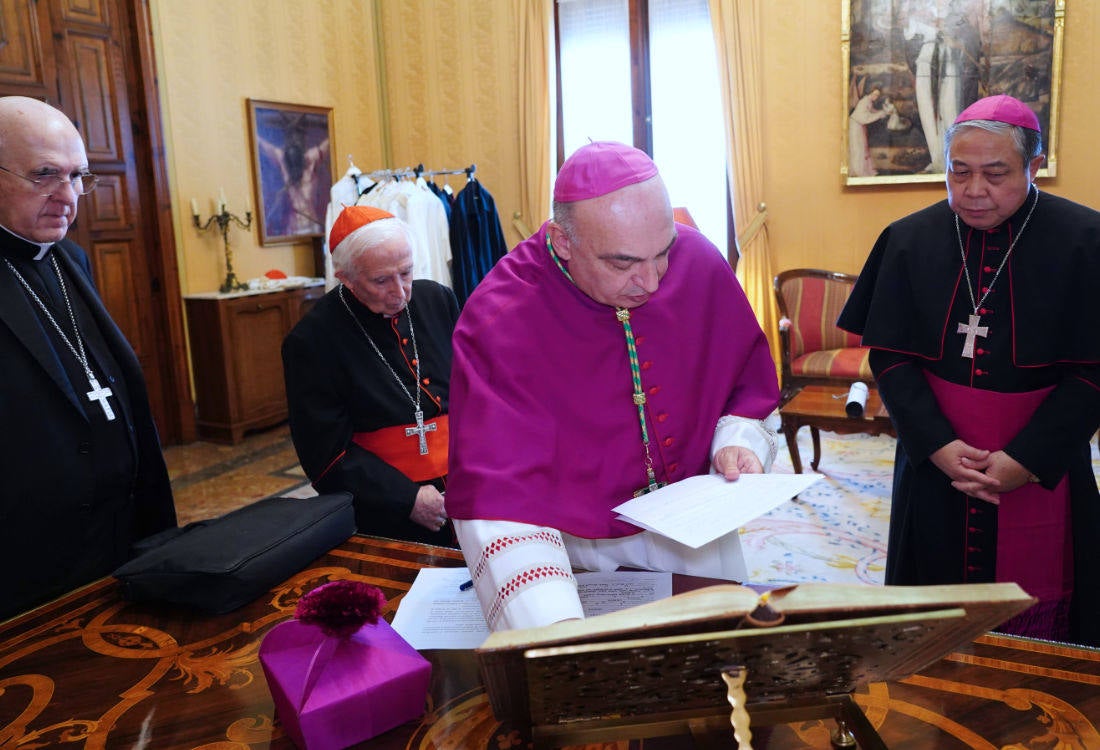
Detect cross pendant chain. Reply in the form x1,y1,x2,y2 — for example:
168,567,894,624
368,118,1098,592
957,313,988,359
953,188,1040,361
86,375,116,421
340,288,438,455
4,256,117,422
405,409,437,455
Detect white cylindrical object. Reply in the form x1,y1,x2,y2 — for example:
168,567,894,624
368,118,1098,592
846,382,869,418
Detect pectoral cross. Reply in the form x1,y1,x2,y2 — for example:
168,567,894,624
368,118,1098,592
405,409,436,455
957,314,988,359
86,375,116,421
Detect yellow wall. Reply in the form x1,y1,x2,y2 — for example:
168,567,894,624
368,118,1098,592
377,0,523,232
153,1,1099,293
152,0,524,295
153,0,386,293
763,1,1100,276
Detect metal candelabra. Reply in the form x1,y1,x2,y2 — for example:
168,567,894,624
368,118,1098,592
193,206,253,293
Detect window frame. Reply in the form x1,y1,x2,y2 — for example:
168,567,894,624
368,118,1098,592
553,0,736,264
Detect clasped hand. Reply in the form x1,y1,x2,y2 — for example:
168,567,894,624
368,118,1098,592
930,439,1032,505
410,485,448,531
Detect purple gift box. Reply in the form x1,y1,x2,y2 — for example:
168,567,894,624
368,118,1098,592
260,617,432,749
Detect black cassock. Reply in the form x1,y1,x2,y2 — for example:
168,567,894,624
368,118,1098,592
0,231,176,620
283,279,459,546
839,187,1100,646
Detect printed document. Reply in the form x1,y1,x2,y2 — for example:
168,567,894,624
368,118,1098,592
392,567,672,650
612,473,822,549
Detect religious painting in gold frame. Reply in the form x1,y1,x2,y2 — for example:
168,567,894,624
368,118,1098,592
247,99,334,245
841,0,1064,186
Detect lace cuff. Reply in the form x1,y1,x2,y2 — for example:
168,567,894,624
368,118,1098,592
710,413,780,472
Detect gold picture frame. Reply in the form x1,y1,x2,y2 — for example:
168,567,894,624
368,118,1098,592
841,0,1064,186
246,99,334,245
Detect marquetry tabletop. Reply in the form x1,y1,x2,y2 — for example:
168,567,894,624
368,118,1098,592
1,535,1097,749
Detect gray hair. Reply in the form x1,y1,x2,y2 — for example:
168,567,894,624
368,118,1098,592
551,200,577,243
944,119,1043,170
331,217,412,278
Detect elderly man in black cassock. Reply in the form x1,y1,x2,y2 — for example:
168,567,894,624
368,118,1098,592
283,206,458,546
839,94,1100,646
0,96,176,620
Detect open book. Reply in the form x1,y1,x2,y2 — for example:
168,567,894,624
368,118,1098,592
477,582,1034,728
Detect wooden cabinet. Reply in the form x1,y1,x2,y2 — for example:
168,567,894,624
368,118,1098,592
185,285,324,443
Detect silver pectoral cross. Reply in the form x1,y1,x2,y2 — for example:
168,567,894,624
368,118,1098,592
86,375,116,421
405,409,437,455
957,313,988,359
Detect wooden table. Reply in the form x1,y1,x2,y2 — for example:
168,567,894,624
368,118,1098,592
779,384,896,473
2,535,1099,749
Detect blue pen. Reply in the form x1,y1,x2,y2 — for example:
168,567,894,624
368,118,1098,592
459,579,473,591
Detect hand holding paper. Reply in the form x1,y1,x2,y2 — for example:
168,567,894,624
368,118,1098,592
612,473,822,549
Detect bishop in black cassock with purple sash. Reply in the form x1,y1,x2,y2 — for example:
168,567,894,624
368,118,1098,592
839,95,1100,646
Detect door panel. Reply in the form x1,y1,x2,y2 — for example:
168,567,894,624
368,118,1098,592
0,2,53,97
54,0,156,406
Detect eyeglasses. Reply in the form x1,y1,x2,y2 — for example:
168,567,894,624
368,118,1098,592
0,165,99,196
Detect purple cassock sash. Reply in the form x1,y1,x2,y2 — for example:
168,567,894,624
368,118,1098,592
925,372,1072,639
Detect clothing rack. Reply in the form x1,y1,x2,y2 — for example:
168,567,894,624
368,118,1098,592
359,162,476,181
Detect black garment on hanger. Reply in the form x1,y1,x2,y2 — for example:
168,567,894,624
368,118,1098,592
449,179,507,306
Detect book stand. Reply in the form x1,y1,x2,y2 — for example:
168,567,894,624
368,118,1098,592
520,609,966,748
478,582,1034,749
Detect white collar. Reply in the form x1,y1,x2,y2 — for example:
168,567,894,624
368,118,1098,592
1,224,54,259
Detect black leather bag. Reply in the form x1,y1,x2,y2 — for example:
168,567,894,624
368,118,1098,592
113,492,356,614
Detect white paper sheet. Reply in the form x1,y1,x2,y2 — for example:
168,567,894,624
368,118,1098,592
612,473,822,549
391,567,672,650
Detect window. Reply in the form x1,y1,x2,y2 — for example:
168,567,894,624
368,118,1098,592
555,0,732,253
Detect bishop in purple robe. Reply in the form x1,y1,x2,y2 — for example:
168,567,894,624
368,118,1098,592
446,141,780,631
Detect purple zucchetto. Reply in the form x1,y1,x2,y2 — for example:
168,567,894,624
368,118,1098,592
553,141,659,202
954,94,1041,132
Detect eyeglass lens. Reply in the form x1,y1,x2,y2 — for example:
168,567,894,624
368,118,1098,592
58,173,98,195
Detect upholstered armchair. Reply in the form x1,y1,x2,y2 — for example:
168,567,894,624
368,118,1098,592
773,268,872,402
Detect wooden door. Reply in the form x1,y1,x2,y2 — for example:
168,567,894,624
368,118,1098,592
0,0,193,443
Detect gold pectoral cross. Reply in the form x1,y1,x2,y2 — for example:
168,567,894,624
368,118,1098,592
957,313,988,359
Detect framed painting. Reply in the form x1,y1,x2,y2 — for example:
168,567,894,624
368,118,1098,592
841,0,1064,185
247,99,334,244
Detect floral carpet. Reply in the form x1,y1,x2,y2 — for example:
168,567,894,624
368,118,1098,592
743,429,1100,589
740,431,893,587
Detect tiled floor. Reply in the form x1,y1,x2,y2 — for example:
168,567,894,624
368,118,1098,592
162,423,309,526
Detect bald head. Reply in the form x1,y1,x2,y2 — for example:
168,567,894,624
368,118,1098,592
0,96,88,244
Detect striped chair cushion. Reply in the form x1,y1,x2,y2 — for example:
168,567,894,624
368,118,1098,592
781,276,863,359
791,347,873,380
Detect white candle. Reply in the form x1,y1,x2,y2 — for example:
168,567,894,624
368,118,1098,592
190,198,199,217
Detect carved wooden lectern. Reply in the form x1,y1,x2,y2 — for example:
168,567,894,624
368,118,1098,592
477,582,1035,749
